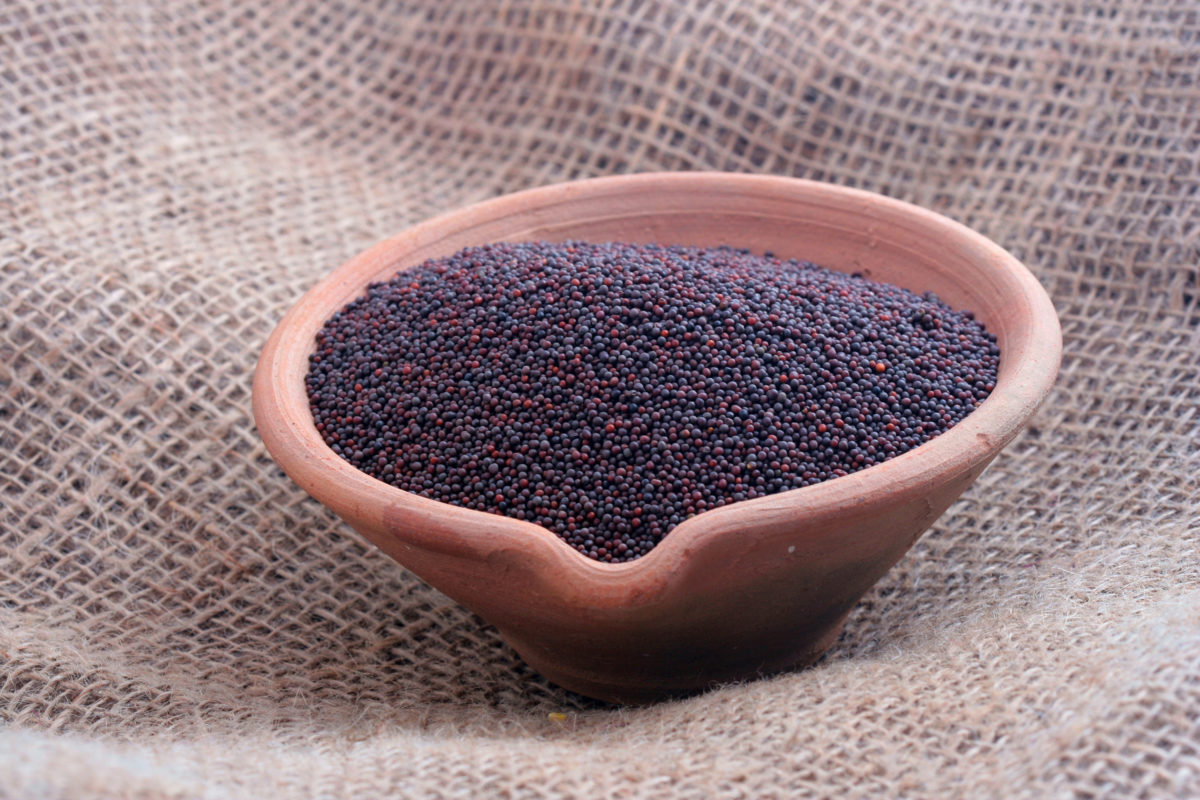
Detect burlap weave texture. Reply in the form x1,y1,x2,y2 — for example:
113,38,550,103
2,1,1198,797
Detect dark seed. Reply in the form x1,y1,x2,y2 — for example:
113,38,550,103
306,241,1000,563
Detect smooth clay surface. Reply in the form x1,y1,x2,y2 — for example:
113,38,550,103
252,173,1062,703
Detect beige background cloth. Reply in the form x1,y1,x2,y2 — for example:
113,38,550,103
2,1,1198,797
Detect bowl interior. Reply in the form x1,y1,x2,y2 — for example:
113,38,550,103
256,173,1060,585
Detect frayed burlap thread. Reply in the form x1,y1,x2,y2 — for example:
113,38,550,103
2,1,1198,798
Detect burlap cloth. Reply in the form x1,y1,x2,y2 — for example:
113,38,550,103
3,1,1198,797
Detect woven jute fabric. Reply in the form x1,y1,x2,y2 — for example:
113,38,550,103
2,1,1198,797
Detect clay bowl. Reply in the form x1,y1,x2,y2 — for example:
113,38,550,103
253,173,1061,704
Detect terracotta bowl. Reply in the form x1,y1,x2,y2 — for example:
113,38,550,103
253,173,1061,704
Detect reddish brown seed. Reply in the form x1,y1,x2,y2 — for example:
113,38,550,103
306,241,1000,563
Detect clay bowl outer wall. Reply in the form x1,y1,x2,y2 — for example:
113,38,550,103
253,173,1062,704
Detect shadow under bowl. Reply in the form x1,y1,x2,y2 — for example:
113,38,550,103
252,173,1061,704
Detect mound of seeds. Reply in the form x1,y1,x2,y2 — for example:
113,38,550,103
307,241,999,562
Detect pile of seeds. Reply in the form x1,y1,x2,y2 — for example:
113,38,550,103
307,241,999,562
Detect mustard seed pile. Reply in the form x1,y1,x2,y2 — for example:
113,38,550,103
307,241,999,562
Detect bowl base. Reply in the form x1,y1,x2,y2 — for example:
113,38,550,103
505,610,852,705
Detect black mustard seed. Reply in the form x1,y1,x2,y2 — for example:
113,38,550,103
306,241,1000,563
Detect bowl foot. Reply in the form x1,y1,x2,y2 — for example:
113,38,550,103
504,611,852,705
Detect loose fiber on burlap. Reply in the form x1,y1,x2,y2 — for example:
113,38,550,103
2,1,1198,797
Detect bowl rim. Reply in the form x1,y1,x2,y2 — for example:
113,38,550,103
252,172,1062,597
